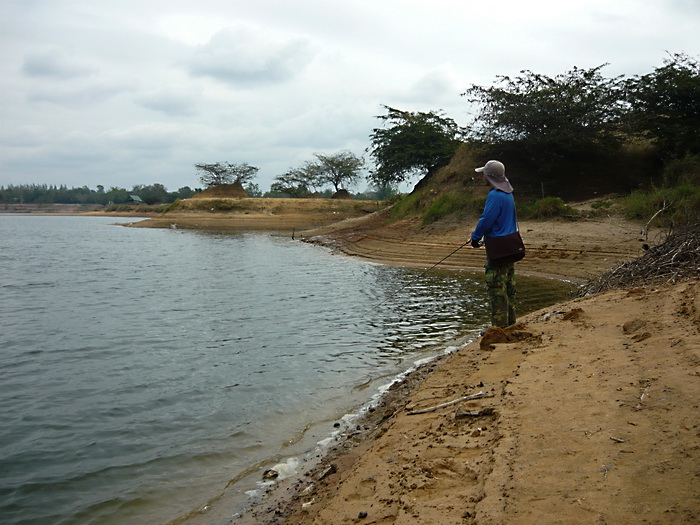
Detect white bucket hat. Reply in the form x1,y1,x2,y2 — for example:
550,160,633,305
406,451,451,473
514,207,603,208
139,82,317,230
475,160,513,193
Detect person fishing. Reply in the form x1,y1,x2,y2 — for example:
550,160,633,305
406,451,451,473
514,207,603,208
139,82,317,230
470,160,521,328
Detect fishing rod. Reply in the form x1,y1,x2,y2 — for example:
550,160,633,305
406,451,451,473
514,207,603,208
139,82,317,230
360,239,471,318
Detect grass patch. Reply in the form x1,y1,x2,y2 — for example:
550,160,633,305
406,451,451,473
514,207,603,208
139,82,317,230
520,197,578,220
422,193,484,224
390,192,424,220
622,184,700,227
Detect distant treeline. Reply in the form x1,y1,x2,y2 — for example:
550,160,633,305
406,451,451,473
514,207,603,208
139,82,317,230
0,183,199,205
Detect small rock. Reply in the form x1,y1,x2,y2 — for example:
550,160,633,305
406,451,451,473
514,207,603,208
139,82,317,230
262,469,279,480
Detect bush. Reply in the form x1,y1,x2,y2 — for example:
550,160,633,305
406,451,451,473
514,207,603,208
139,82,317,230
662,155,700,187
591,200,612,210
422,193,484,224
623,185,700,227
521,197,577,219
390,192,423,220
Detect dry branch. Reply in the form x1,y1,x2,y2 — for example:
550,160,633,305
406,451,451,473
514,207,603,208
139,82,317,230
582,221,700,295
407,391,494,415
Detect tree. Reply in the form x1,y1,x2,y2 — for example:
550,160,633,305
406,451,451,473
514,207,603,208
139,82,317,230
625,53,700,159
367,105,465,187
314,151,365,191
463,65,626,164
244,183,262,197
195,162,259,187
313,151,364,192
132,183,169,204
271,163,321,197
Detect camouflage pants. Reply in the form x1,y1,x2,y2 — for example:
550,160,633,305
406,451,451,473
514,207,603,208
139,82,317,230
485,262,516,328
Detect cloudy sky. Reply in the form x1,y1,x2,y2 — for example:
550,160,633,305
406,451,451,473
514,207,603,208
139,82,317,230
2,0,698,193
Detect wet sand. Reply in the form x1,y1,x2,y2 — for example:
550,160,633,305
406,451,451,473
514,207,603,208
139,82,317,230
231,213,700,524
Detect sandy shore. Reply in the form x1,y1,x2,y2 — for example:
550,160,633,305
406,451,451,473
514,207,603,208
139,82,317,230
244,280,699,524
213,211,699,524
87,202,698,524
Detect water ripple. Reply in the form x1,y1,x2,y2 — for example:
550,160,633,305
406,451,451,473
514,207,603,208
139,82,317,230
0,216,575,525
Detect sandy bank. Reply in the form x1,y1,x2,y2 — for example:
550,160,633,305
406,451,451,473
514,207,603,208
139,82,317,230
243,279,700,524
299,212,655,283
222,213,699,524
120,198,382,232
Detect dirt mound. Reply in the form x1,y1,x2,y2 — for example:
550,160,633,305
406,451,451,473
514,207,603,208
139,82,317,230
191,182,248,199
331,189,352,199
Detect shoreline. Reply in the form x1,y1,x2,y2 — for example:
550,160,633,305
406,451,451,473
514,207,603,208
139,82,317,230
193,212,699,524
10,207,699,523
260,281,700,524
233,278,700,525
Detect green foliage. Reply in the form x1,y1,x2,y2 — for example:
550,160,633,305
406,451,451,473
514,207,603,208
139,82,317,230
0,183,191,205
622,184,700,227
382,193,405,206
464,65,626,162
520,197,577,220
195,162,258,188
389,192,423,220
662,154,700,187
422,193,484,224
244,183,263,197
270,165,317,197
368,105,465,186
314,151,364,191
591,200,612,210
272,150,365,196
625,53,700,159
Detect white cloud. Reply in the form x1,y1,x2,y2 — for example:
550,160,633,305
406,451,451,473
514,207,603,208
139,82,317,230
26,82,127,107
134,88,201,117
185,25,318,86
22,48,98,79
0,0,698,192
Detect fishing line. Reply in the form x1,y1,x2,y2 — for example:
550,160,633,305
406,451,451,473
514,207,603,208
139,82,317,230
359,239,471,318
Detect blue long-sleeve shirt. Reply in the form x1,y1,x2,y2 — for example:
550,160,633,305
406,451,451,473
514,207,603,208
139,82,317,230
471,189,517,241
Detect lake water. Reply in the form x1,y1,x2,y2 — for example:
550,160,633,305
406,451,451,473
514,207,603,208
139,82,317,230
0,215,575,524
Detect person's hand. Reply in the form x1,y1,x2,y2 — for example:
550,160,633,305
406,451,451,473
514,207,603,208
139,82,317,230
471,238,481,248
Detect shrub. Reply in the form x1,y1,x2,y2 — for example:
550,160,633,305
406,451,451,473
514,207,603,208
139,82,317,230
662,155,700,187
623,185,700,227
521,197,577,219
591,200,612,210
422,193,484,224
390,192,423,220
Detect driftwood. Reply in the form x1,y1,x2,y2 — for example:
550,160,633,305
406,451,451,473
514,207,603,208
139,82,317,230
407,391,494,415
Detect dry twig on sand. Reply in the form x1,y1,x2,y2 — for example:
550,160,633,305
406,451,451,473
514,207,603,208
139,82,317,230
581,221,700,295
407,392,493,415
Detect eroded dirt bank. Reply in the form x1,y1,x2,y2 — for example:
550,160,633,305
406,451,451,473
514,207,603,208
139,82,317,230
299,212,655,283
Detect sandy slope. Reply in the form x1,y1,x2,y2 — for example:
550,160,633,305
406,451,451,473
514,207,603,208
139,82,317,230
246,280,700,525
228,212,699,525
299,212,656,283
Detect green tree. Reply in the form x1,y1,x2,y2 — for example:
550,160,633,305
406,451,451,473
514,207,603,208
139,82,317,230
367,105,465,187
173,186,197,199
244,182,262,197
625,53,700,159
463,65,626,165
132,183,169,204
195,162,259,187
106,186,129,204
313,151,364,192
271,163,321,197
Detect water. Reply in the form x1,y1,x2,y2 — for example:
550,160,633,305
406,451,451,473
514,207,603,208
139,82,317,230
0,215,575,524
